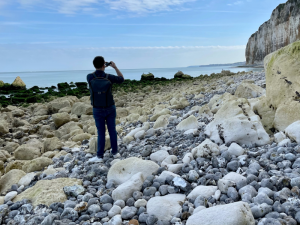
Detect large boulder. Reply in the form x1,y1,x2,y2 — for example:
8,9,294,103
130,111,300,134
112,172,144,201
29,115,48,124
264,41,300,131
14,145,41,160
205,97,270,146
11,76,26,89
43,137,63,152
14,178,82,206
48,96,78,113
5,160,27,173
141,73,154,81
52,112,70,128
4,142,20,153
0,120,9,136
147,194,186,221
191,139,220,158
235,82,265,99
0,169,26,194
251,96,276,134
22,157,53,173
176,115,198,131
273,101,300,131
285,121,300,144
71,102,93,116
107,157,159,185
186,201,254,225
33,105,49,116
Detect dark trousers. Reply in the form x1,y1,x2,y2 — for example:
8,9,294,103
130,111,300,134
93,105,118,158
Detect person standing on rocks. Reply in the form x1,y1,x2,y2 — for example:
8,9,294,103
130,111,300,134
87,56,124,162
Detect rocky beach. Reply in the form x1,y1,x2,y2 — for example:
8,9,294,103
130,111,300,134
1,41,300,225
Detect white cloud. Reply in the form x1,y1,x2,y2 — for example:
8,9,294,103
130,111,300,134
1,0,195,14
84,45,246,50
228,0,251,6
105,0,195,12
53,0,98,14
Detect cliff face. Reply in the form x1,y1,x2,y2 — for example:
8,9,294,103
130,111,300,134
246,0,300,65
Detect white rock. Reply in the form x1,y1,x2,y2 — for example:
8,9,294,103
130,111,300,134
147,194,186,220
126,127,143,138
193,206,206,215
222,172,246,184
109,215,122,225
205,97,270,147
183,129,197,135
285,121,300,144
176,115,198,131
187,186,218,200
157,171,180,182
110,159,121,166
5,191,18,202
161,155,178,167
227,143,245,156
214,190,221,200
218,178,236,193
150,150,169,163
182,153,194,164
107,157,159,185
168,116,177,122
108,205,122,218
134,130,145,140
278,139,291,147
274,131,287,143
153,115,170,129
145,128,155,137
166,164,183,173
187,201,254,225
219,144,228,152
191,139,220,158
18,172,36,186
112,172,144,201
134,199,147,208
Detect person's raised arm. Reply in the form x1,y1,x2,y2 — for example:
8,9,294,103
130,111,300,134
110,61,124,79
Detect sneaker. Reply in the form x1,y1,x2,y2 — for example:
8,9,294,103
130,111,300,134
110,152,121,159
88,156,103,163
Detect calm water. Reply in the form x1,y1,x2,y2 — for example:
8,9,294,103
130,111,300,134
0,66,263,89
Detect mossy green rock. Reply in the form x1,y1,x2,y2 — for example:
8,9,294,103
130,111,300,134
0,169,26,194
182,74,192,79
174,71,184,78
14,178,82,206
264,40,300,130
11,76,26,89
141,73,155,81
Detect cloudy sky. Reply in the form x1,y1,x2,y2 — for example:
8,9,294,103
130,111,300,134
0,0,286,72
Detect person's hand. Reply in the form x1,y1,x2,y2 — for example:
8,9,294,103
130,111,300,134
110,61,117,69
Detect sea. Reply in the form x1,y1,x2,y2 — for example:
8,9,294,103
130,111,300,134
0,66,263,89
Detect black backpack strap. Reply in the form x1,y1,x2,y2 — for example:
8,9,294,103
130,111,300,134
105,73,109,79
92,72,97,78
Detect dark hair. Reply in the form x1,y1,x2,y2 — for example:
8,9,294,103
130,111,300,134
93,56,105,69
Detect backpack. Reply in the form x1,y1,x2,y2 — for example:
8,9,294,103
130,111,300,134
88,72,114,108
